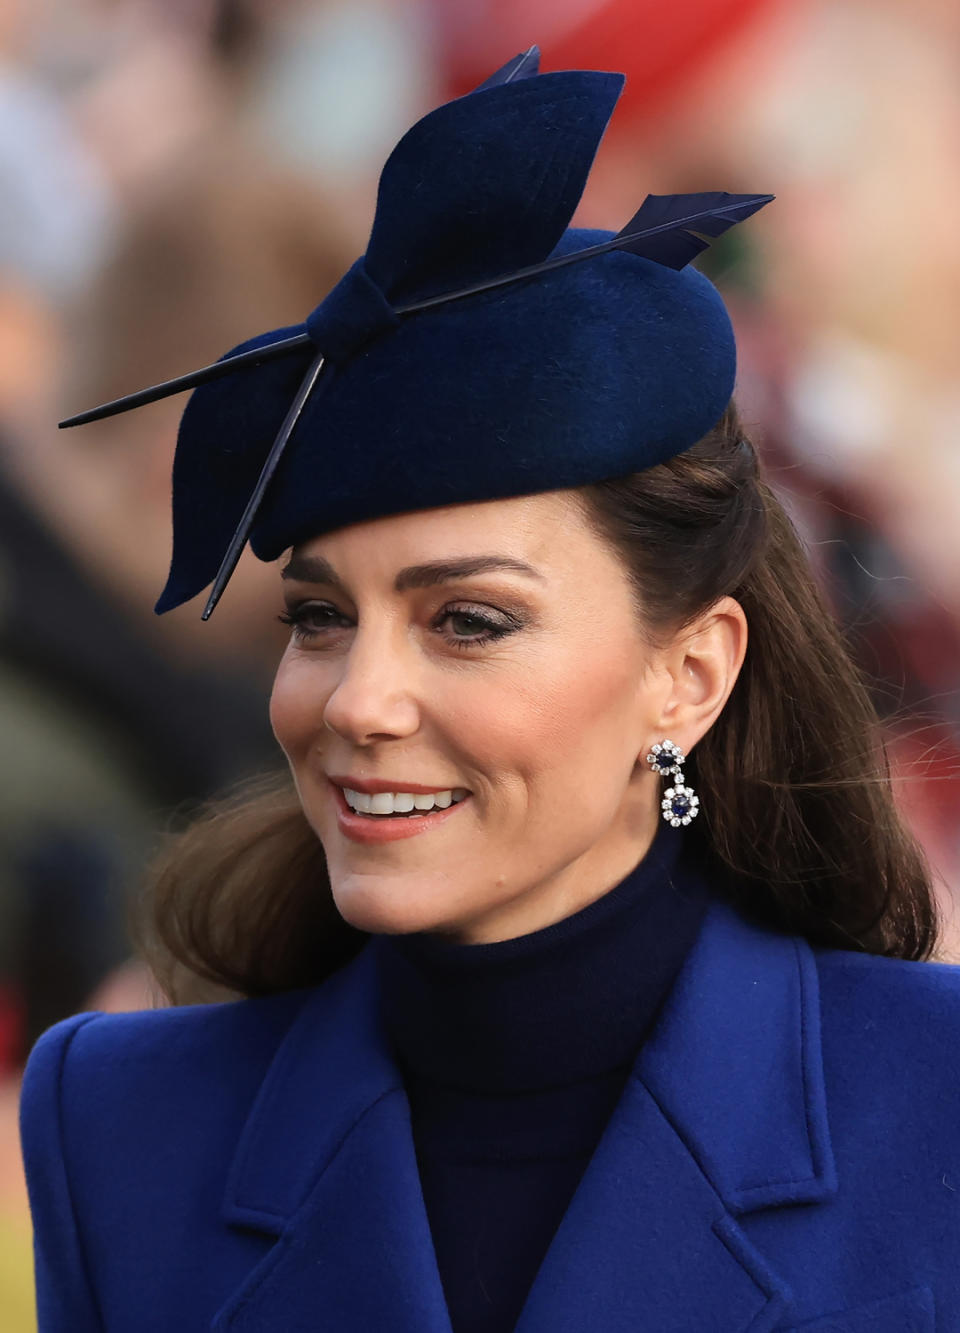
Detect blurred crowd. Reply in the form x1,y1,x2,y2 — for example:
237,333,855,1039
1,0,958,1323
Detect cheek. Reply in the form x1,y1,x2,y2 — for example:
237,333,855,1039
269,655,329,760
463,638,648,801
538,660,640,769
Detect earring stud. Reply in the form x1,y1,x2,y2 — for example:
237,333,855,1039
645,739,685,777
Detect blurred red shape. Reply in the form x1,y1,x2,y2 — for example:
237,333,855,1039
436,0,773,124
0,984,25,1076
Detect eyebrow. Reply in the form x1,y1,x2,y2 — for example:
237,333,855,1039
281,552,545,593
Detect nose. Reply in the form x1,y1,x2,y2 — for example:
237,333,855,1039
322,623,421,746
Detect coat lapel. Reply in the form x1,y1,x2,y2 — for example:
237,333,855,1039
515,900,838,1331
635,898,838,1216
515,1075,790,1333
212,945,452,1333
212,899,837,1333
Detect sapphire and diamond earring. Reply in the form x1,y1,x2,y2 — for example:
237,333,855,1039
646,740,700,828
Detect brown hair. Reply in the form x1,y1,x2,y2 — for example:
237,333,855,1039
136,404,938,1003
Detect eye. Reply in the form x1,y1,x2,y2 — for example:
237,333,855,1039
436,605,518,650
277,602,348,640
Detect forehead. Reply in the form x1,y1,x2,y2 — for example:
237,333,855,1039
290,490,602,572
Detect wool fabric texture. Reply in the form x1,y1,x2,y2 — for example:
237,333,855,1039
374,821,707,1332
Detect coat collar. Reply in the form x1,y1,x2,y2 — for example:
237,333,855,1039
213,898,838,1332
220,946,399,1234
635,897,838,1215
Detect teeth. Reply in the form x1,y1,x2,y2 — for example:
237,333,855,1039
342,786,470,816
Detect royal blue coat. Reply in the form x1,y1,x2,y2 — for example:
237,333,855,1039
20,895,960,1331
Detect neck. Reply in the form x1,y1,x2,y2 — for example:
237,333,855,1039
438,812,662,945
374,821,710,1094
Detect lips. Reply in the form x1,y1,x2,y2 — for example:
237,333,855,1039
328,779,472,845
340,786,470,816
327,774,469,796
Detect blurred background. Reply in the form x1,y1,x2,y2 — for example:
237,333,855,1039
1,0,958,1321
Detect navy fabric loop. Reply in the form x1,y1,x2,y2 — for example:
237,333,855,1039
305,259,400,367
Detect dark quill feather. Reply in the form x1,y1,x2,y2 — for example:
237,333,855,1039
201,351,327,619
58,192,773,430
614,192,773,270
471,45,540,93
403,192,774,312
58,333,310,428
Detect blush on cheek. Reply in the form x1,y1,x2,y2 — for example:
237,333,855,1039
268,682,294,756
269,658,323,762
512,653,642,794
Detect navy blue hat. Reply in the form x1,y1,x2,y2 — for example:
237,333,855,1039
59,47,772,618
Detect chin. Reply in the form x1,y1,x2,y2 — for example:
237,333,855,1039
329,871,465,938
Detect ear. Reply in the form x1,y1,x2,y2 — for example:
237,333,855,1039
651,597,748,749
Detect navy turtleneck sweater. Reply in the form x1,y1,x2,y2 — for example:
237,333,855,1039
373,822,710,1333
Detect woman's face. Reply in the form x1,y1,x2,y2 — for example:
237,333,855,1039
270,490,680,943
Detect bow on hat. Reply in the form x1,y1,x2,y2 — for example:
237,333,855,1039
60,46,772,619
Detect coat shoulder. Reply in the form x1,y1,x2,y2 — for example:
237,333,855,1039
813,944,960,1097
19,984,338,1331
19,977,344,1221
815,944,960,1025
24,985,311,1118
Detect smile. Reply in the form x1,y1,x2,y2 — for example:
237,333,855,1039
342,787,470,817
329,780,472,845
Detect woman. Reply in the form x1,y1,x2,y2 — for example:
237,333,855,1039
20,50,959,1332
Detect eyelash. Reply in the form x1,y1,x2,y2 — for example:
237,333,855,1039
277,601,518,651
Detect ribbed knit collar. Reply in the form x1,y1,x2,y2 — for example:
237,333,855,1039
373,822,710,1094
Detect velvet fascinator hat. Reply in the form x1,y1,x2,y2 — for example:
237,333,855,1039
61,47,772,618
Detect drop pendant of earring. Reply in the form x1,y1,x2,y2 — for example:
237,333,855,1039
646,739,700,828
